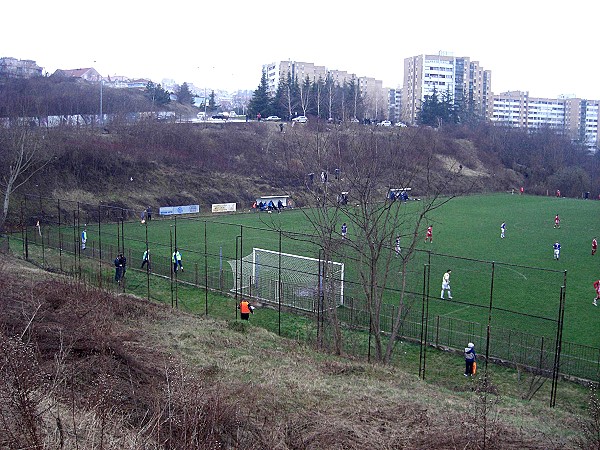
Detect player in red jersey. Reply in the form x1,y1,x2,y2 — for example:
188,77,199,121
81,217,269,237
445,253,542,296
425,225,433,243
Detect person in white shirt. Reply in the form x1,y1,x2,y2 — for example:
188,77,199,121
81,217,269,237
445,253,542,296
441,269,452,299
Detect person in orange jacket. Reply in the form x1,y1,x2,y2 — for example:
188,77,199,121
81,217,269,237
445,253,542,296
239,299,254,320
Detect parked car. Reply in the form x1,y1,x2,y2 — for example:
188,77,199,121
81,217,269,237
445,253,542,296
292,115,308,123
378,120,392,127
265,115,281,121
211,114,228,120
395,121,407,127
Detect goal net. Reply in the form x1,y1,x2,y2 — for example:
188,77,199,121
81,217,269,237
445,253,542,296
228,248,344,311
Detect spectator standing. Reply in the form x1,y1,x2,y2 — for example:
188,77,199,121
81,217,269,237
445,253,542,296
464,343,476,377
172,248,183,272
36,220,42,237
238,299,254,320
120,253,127,278
114,254,123,283
441,269,453,299
146,206,152,221
141,249,150,270
81,227,87,250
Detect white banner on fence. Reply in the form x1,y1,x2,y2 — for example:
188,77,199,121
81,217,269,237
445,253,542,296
212,202,237,213
159,204,200,216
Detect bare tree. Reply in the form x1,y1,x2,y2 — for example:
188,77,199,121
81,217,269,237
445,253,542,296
285,126,466,362
0,124,52,231
298,75,312,117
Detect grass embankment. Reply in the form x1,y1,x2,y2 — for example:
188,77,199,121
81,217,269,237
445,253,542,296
1,253,597,449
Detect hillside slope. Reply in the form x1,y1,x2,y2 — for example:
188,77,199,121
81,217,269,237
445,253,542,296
14,122,521,220
0,253,592,449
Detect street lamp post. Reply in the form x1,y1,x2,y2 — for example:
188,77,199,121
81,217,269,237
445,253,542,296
94,61,103,127
99,76,103,127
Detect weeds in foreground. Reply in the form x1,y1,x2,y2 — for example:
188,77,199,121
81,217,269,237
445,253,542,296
576,382,600,449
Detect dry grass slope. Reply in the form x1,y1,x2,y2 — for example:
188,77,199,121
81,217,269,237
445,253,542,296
0,253,594,449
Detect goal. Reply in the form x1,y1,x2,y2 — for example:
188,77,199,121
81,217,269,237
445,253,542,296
228,248,344,311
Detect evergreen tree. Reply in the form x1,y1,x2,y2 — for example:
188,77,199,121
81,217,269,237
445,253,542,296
145,82,171,106
418,87,458,127
208,90,218,113
247,72,272,118
271,77,288,119
176,82,194,105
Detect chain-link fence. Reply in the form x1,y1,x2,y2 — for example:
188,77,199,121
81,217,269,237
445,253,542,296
7,195,600,405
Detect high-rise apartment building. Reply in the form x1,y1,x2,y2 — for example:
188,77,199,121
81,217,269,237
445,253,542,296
262,61,388,120
402,52,492,124
491,92,599,150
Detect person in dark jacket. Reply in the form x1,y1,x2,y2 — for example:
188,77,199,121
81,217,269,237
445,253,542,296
464,342,476,377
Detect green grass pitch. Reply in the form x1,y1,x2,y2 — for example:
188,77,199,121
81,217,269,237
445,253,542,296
72,193,600,348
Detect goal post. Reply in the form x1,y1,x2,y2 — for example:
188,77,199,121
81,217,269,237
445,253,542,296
227,248,344,311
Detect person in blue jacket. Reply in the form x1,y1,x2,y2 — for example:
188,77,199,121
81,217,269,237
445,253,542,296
464,342,476,377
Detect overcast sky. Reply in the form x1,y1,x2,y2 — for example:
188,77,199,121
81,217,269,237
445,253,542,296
3,0,598,99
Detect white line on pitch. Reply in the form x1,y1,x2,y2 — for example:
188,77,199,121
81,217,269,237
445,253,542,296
442,304,471,316
504,266,528,280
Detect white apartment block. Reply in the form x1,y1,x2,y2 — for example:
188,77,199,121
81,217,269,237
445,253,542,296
262,61,388,119
491,92,599,150
402,52,492,124
0,57,43,78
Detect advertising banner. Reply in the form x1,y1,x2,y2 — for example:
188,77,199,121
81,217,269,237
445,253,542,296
211,203,237,213
159,204,200,216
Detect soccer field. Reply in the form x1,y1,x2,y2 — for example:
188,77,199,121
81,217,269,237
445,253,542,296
37,193,600,348
424,193,599,348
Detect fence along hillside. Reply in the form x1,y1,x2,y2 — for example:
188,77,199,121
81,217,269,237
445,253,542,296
8,195,600,403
